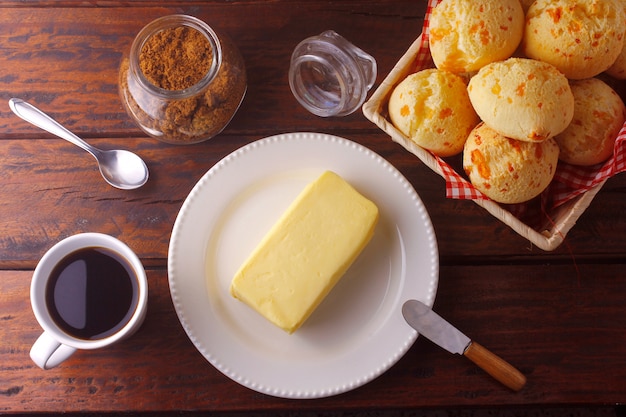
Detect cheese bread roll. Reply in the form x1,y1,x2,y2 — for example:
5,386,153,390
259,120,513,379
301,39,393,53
463,123,560,204
555,78,626,166
606,0,626,79
429,0,524,74
523,0,626,80
468,58,574,142
389,69,479,156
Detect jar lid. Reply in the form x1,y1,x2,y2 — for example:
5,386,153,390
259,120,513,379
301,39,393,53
289,31,377,117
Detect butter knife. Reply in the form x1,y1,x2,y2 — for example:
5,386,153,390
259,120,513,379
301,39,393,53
402,299,526,391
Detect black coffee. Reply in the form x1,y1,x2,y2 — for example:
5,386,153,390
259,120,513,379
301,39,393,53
45,247,138,340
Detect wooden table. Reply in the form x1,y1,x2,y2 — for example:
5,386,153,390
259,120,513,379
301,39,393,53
1,1,625,414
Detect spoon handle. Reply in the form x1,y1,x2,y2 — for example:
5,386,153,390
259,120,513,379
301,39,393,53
8,98,99,158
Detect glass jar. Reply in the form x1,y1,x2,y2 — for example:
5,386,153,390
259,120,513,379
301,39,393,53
289,30,377,117
119,15,247,145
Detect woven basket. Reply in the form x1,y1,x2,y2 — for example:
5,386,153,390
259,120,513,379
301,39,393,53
363,36,606,251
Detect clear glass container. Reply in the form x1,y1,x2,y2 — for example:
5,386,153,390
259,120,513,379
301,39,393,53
119,15,246,145
289,30,377,117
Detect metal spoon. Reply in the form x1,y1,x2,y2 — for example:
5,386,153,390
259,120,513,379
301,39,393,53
9,98,149,190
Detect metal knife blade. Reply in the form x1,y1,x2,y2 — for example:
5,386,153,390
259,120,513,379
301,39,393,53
402,299,470,355
402,299,526,391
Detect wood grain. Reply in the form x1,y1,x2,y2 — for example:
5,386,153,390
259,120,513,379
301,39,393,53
3,263,626,412
1,1,625,414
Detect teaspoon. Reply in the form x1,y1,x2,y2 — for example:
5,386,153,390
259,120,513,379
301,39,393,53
9,98,149,190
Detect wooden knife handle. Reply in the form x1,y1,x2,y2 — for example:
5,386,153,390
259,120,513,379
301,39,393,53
463,342,526,391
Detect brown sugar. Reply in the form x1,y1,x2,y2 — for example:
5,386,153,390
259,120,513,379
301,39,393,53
140,26,212,91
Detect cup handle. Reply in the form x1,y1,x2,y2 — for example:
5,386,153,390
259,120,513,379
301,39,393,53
30,331,77,370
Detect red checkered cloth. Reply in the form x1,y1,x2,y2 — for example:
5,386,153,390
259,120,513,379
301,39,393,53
415,0,439,70
416,0,626,209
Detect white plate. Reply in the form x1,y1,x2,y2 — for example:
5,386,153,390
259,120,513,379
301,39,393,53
168,132,439,399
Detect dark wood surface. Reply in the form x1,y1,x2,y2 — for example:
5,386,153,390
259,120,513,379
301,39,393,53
1,1,625,414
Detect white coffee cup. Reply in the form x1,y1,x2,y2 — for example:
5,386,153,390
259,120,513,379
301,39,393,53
30,233,148,369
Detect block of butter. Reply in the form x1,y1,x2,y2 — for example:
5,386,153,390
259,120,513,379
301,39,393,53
230,170,379,333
